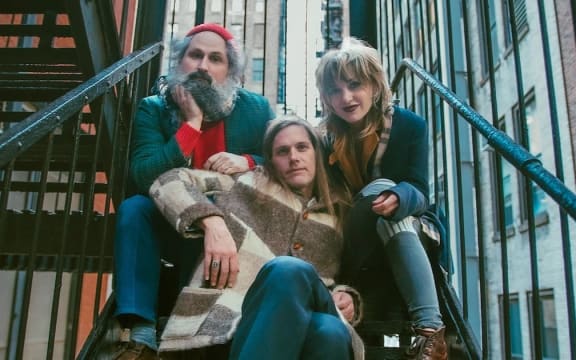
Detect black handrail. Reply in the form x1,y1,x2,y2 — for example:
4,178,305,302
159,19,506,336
391,58,576,221
0,42,163,169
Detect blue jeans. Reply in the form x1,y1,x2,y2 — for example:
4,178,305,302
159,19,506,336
360,179,442,329
113,195,202,323
229,257,352,360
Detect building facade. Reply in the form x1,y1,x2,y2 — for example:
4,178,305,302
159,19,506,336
378,0,576,358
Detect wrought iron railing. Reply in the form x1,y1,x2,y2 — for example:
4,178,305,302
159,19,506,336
0,42,162,358
378,1,576,358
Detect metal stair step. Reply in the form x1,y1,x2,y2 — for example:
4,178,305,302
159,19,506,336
7,134,107,171
0,0,66,13
0,48,79,65
0,24,71,37
0,209,115,261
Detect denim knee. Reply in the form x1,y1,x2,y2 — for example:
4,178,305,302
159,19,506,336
117,195,157,224
305,313,351,359
261,256,316,281
310,313,350,343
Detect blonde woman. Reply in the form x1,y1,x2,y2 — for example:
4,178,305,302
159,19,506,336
316,37,447,360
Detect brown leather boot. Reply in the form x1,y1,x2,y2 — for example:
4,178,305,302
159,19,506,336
113,341,160,360
405,326,448,360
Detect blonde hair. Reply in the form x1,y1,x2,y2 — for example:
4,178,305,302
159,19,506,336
315,37,394,152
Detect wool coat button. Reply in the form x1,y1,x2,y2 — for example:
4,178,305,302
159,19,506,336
302,212,309,220
292,242,303,250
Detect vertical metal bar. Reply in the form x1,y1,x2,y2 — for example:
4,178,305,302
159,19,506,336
118,61,148,201
383,1,391,82
0,160,14,251
431,0,450,286
14,132,55,359
282,0,287,114
406,2,416,108
39,11,57,49
46,110,84,359
478,0,511,357
91,96,111,323
377,0,383,64
243,0,248,45
461,1,489,356
8,270,27,360
505,0,543,357
445,0,469,319
349,0,376,47
261,0,268,96
418,0,427,71
424,0,440,207
390,0,397,75
324,0,329,49
416,0,431,197
64,272,81,358
240,0,248,88
536,0,576,356
572,0,576,45
195,0,206,25
94,81,126,324
397,0,407,106
223,0,228,26
66,100,108,353
1,159,15,358
69,88,123,354
118,0,131,53
168,0,177,67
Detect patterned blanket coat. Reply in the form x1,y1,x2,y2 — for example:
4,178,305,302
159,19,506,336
149,168,365,359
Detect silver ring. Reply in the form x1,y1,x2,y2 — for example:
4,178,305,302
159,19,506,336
211,261,220,269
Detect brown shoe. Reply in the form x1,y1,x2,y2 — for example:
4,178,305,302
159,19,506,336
113,341,160,360
405,326,448,360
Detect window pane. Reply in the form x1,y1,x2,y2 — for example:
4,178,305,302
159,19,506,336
253,23,265,48
541,296,559,358
510,298,523,358
211,0,222,12
477,0,499,75
252,58,264,82
516,95,547,217
231,0,243,13
256,0,264,12
503,172,513,227
500,294,524,359
414,0,423,57
528,291,559,359
230,24,243,42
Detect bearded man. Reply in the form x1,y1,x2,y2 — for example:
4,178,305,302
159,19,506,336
113,23,274,359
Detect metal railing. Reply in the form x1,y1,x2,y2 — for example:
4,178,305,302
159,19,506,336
0,41,162,358
378,0,576,358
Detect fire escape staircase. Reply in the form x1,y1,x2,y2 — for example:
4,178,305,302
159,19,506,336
0,1,480,359
0,0,135,272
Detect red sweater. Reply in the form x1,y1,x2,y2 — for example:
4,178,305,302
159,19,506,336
175,122,255,169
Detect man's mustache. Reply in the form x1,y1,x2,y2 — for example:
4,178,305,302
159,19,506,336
171,71,229,122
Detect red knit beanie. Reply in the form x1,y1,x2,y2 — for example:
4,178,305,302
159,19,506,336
186,23,234,41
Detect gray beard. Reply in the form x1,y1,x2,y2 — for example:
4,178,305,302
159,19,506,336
167,71,238,122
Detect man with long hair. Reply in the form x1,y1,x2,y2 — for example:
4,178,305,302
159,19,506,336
151,116,364,359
